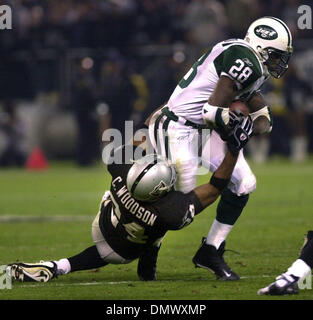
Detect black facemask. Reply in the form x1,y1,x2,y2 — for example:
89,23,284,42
263,48,292,79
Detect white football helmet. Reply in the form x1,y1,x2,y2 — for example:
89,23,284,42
244,16,293,78
126,154,177,202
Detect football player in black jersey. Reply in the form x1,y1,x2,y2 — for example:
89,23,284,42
7,115,253,283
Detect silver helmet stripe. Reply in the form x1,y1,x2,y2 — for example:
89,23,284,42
130,157,158,194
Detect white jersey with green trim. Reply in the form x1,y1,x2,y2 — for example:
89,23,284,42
167,38,270,124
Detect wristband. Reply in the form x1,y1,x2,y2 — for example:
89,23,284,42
209,174,230,191
249,106,273,133
202,102,229,128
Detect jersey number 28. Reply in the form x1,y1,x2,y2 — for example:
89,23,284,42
229,59,252,83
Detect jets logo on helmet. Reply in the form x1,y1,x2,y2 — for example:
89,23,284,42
244,16,293,78
254,25,278,40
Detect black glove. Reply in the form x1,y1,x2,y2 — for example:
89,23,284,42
229,110,245,128
216,110,245,141
227,116,253,155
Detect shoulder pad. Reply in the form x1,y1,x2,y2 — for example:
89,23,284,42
215,45,263,89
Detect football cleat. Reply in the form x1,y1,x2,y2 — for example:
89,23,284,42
6,261,57,282
137,246,160,281
258,273,299,295
192,238,240,281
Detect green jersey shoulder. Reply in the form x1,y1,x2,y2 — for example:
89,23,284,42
213,39,267,95
169,39,269,123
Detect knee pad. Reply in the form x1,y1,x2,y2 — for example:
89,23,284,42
175,170,198,193
241,172,257,195
175,159,198,193
229,171,257,196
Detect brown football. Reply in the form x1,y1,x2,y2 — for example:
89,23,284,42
230,101,249,116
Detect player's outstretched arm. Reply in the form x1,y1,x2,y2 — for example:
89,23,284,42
193,116,253,209
193,151,238,209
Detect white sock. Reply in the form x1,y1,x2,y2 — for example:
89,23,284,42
286,259,311,280
54,258,71,275
205,219,233,249
290,136,308,162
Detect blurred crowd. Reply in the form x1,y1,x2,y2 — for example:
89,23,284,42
0,0,312,166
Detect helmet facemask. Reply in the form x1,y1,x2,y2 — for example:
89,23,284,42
259,47,293,78
244,16,294,79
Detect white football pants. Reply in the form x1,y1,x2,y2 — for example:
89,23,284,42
148,108,256,196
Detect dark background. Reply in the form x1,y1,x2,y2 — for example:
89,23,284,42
0,0,312,166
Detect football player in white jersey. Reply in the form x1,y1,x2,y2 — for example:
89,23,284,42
146,17,293,280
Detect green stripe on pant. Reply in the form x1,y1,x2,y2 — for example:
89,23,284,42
153,114,164,155
163,118,171,160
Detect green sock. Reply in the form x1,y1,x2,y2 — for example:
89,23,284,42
216,188,249,225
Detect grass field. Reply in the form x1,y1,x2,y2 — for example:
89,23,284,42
1,157,313,300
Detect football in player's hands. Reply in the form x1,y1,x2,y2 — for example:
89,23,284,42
227,101,249,131
210,101,249,141
229,101,249,117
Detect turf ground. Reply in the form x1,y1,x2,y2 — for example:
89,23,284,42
0,157,313,300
